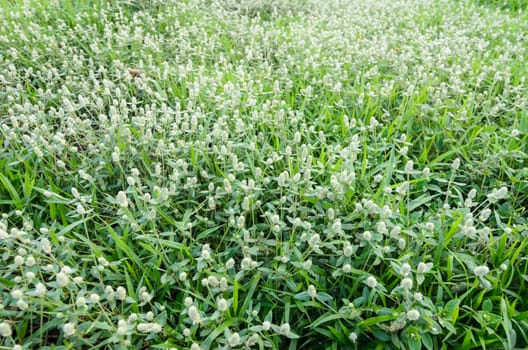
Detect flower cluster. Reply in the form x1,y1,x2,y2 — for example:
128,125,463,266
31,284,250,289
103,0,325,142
0,0,526,348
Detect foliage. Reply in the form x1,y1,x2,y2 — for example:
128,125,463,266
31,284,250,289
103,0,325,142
0,0,527,349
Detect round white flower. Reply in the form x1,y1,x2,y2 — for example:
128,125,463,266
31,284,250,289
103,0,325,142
63,322,76,337
279,323,290,336
116,286,127,300
406,309,420,321
307,285,317,298
218,298,228,312
400,263,411,276
188,306,201,323
417,262,433,274
349,332,357,342
0,321,12,337
56,272,69,287
401,277,413,290
366,276,378,288
228,332,240,347
474,265,490,277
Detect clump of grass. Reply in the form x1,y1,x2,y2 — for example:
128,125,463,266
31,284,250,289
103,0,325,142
0,0,527,349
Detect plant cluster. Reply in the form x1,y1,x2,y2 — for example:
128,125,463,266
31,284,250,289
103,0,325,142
0,0,527,349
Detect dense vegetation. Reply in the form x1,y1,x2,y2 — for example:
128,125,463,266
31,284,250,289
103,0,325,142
0,0,527,349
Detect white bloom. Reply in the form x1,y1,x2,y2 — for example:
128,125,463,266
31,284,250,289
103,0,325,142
417,262,433,274
139,290,152,303
262,321,271,331
188,306,201,323
56,272,70,287
400,263,411,276
76,296,87,307
401,277,413,290
116,191,128,208
35,283,47,297
10,289,23,299
228,332,240,347
343,264,352,273
207,276,219,287
128,314,138,323
89,293,100,303
116,286,127,300
117,320,128,335
474,265,490,277
25,255,36,267
307,285,317,298
405,160,413,174
246,333,260,346
17,299,29,310
63,322,76,337
343,243,353,257
407,309,420,321
226,258,235,269
279,323,290,336
126,176,136,186
184,297,193,307
366,276,378,288
0,322,12,337
137,323,162,333
241,257,252,270
179,272,187,281
423,167,431,178
451,158,460,170
218,298,228,312
349,332,357,342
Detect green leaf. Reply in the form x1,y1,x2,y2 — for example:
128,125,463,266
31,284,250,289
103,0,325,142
408,337,421,350
482,299,493,313
357,315,398,328
501,299,516,349
0,172,22,209
421,332,433,350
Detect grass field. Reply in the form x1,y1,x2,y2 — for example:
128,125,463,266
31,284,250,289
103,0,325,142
0,0,527,349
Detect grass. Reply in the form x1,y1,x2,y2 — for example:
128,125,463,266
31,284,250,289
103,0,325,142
0,0,527,349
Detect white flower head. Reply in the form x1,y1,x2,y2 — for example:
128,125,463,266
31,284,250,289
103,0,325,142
56,272,70,287
406,309,420,321
116,191,128,208
417,262,433,274
188,305,201,323
366,276,378,288
63,322,76,337
0,321,12,337
307,285,317,298
218,298,228,312
401,277,413,290
137,323,162,333
400,263,411,276
474,265,490,278
228,332,240,347
279,323,290,336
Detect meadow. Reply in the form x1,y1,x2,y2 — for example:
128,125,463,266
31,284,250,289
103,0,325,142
0,0,527,349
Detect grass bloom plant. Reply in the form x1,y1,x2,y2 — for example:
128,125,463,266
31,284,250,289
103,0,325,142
0,0,527,349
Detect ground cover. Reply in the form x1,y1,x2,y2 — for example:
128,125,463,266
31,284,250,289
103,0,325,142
0,0,527,349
